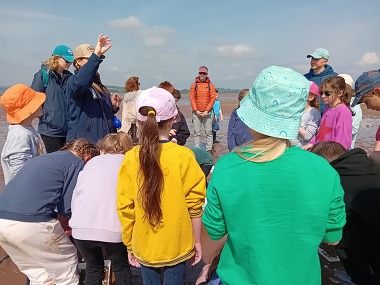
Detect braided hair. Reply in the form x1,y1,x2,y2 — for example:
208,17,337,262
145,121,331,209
60,138,99,161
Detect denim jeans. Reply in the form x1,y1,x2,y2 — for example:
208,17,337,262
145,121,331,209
192,111,213,151
140,261,186,285
74,239,133,285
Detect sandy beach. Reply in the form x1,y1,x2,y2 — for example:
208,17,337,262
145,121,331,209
1,92,380,284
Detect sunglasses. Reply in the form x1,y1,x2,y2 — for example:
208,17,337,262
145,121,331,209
320,90,334,96
199,72,207,75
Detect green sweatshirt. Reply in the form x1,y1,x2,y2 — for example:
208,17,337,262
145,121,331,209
203,146,346,285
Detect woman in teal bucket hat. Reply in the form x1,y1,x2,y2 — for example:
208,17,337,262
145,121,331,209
202,66,346,285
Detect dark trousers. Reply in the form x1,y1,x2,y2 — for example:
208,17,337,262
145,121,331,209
40,134,66,153
140,261,186,285
74,239,133,285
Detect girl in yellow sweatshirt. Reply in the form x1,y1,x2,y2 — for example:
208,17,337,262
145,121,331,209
116,87,206,285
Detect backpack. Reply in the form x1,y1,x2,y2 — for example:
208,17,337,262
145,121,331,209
40,63,50,90
195,82,210,92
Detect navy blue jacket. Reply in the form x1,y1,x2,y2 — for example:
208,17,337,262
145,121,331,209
65,54,116,144
303,64,338,86
170,110,190,145
227,108,254,152
31,69,72,137
304,64,338,113
0,151,84,222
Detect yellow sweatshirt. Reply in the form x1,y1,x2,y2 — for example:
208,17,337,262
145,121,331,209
117,142,206,267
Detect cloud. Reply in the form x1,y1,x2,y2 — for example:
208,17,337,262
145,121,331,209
216,44,254,57
144,37,166,47
357,52,380,66
108,16,174,48
108,16,143,29
110,66,120,72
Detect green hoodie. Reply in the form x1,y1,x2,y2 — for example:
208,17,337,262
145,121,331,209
203,146,345,285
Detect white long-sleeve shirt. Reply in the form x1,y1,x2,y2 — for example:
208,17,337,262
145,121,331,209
1,125,40,184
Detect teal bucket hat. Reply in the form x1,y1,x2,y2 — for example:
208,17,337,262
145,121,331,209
237,66,310,140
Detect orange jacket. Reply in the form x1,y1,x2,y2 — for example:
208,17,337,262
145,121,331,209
189,77,216,112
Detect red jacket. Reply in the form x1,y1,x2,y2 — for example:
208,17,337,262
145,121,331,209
189,77,216,112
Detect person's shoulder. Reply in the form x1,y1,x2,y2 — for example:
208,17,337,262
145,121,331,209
33,69,43,76
7,125,37,137
212,151,241,170
86,153,124,168
173,143,195,156
123,91,138,102
337,103,352,115
303,70,313,78
290,147,336,171
309,107,321,117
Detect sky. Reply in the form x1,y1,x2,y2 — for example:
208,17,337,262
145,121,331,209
0,0,379,90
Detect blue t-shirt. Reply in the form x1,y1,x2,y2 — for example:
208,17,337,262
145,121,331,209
213,99,221,117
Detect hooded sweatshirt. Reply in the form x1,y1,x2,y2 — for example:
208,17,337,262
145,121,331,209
304,64,338,87
330,148,380,237
304,65,338,113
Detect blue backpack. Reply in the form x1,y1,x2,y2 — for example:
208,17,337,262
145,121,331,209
40,63,49,89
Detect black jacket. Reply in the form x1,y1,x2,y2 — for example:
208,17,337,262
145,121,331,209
170,110,190,146
331,148,380,244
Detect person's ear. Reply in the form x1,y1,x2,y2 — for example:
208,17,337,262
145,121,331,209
373,86,380,95
82,153,92,164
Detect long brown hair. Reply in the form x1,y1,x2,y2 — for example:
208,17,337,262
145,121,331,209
60,138,99,160
321,76,353,115
137,107,171,227
309,93,320,111
125,76,139,92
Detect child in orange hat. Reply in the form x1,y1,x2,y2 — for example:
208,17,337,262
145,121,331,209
0,84,46,184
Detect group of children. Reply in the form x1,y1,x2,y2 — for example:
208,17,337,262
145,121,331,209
1,50,380,285
0,83,207,285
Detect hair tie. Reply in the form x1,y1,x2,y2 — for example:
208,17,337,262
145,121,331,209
148,110,156,116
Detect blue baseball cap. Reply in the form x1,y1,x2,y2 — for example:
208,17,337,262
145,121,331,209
352,69,380,107
306,48,330,59
237,66,310,139
52,45,74,63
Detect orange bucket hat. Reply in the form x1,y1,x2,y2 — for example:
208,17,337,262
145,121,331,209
0,84,46,124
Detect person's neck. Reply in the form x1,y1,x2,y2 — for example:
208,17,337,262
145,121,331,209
313,66,325,75
158,126,171,141
18,117,34,126
329,100,343,108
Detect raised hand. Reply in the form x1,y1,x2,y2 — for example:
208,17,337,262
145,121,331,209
94,34,112,57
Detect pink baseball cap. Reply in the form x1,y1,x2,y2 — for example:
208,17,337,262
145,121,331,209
199,66,208,73
136,87,178,122
309,81,320,96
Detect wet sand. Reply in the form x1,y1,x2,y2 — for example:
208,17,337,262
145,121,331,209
0,93,379,284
